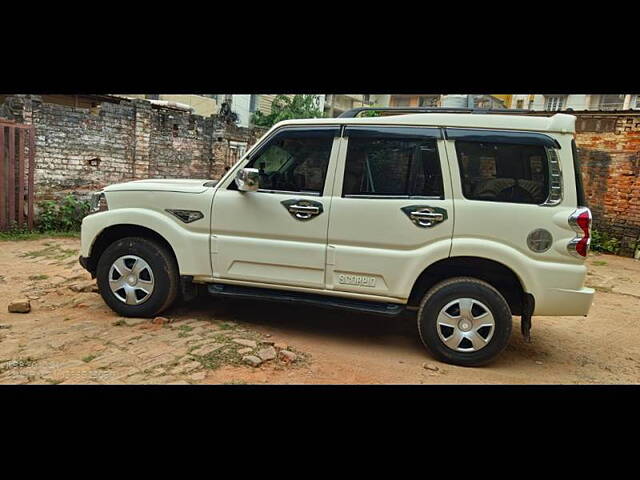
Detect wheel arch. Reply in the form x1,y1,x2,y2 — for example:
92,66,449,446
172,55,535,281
408,256,532,315
84,224,178,277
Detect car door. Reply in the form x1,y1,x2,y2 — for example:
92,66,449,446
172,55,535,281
210,126,340,290
326,126,454,301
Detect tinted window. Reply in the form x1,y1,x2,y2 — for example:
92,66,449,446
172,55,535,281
456,142,549,204
244,131,334,194
343,136,444,198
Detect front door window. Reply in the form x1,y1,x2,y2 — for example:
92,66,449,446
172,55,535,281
242,129,335,195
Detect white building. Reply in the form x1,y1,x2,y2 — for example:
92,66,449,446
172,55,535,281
511,94,640,111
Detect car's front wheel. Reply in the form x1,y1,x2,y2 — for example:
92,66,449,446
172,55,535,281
417,277,513,367
96,237,179,318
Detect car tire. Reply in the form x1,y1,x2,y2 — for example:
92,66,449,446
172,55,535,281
96,237,179,318
417,277,512,367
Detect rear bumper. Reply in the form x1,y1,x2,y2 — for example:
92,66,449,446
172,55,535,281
533,286,594,316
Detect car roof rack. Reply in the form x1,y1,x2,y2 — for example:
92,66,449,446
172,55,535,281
338,107,532,118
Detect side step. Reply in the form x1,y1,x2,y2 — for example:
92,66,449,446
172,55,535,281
207,284,404,317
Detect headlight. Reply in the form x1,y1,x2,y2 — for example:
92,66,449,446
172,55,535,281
89,192,108,213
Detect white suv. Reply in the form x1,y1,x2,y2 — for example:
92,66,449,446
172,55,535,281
79,108,594,366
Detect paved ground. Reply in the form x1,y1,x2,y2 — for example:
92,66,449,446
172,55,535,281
1,237,639,384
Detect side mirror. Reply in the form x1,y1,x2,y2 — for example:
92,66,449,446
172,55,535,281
236,167,260,192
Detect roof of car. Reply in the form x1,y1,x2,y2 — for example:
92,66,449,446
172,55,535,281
274,113,576,135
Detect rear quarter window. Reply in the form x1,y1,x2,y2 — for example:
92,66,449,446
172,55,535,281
455,141,549,205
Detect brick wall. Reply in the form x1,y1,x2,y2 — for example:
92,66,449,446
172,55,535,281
575,113,640,257
0,95,267,202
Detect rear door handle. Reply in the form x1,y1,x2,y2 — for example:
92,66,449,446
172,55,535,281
401,205,448,228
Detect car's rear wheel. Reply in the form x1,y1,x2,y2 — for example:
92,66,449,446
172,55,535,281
96,237,179,318
417,277,512,367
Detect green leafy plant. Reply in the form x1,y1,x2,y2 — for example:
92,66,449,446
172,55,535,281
251,94,323,127
38,201,59,232
36,195,90,232
359,106,383,117
590,229,620,254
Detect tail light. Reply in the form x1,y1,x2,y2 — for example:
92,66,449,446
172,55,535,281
568,207,592,257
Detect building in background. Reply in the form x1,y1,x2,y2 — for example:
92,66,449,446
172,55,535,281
323,94,372,117
509,94,640,111
114,93,640,121
387,94,442,108
219,94,326,127
122,94,326,127
491,95,513,108
441,94,506,109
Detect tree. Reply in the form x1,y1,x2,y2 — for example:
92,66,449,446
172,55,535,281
251,94,323,127
359,106,383,117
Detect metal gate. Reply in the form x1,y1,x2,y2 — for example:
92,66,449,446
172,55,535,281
0,121,36,230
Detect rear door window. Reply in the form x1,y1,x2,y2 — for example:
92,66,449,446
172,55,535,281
343,127,444,198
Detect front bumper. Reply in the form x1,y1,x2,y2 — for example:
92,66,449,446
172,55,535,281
78,255,95,278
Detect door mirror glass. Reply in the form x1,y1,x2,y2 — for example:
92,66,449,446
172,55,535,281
236,167,260,192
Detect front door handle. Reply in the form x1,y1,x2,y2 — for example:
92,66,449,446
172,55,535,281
401,205,448,228
410,211,444,221
281,199,324,221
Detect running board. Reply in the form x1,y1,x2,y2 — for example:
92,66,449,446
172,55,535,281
207,284,404,317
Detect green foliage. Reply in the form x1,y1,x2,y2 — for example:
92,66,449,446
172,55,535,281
0,195,87,240
590,229,620,254
359,106,383,117
37,195,90,232
38,200,59,232
251,94,323,127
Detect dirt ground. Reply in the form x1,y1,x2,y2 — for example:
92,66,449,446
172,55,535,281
0,237,639,384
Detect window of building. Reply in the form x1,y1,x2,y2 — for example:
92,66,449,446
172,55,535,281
343,134,444,198
544,96,566,111
456,141,549,204
598,94,625,111
516,99,524,109
242,130,334,195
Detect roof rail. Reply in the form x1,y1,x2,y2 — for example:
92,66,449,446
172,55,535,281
338,107,532,118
